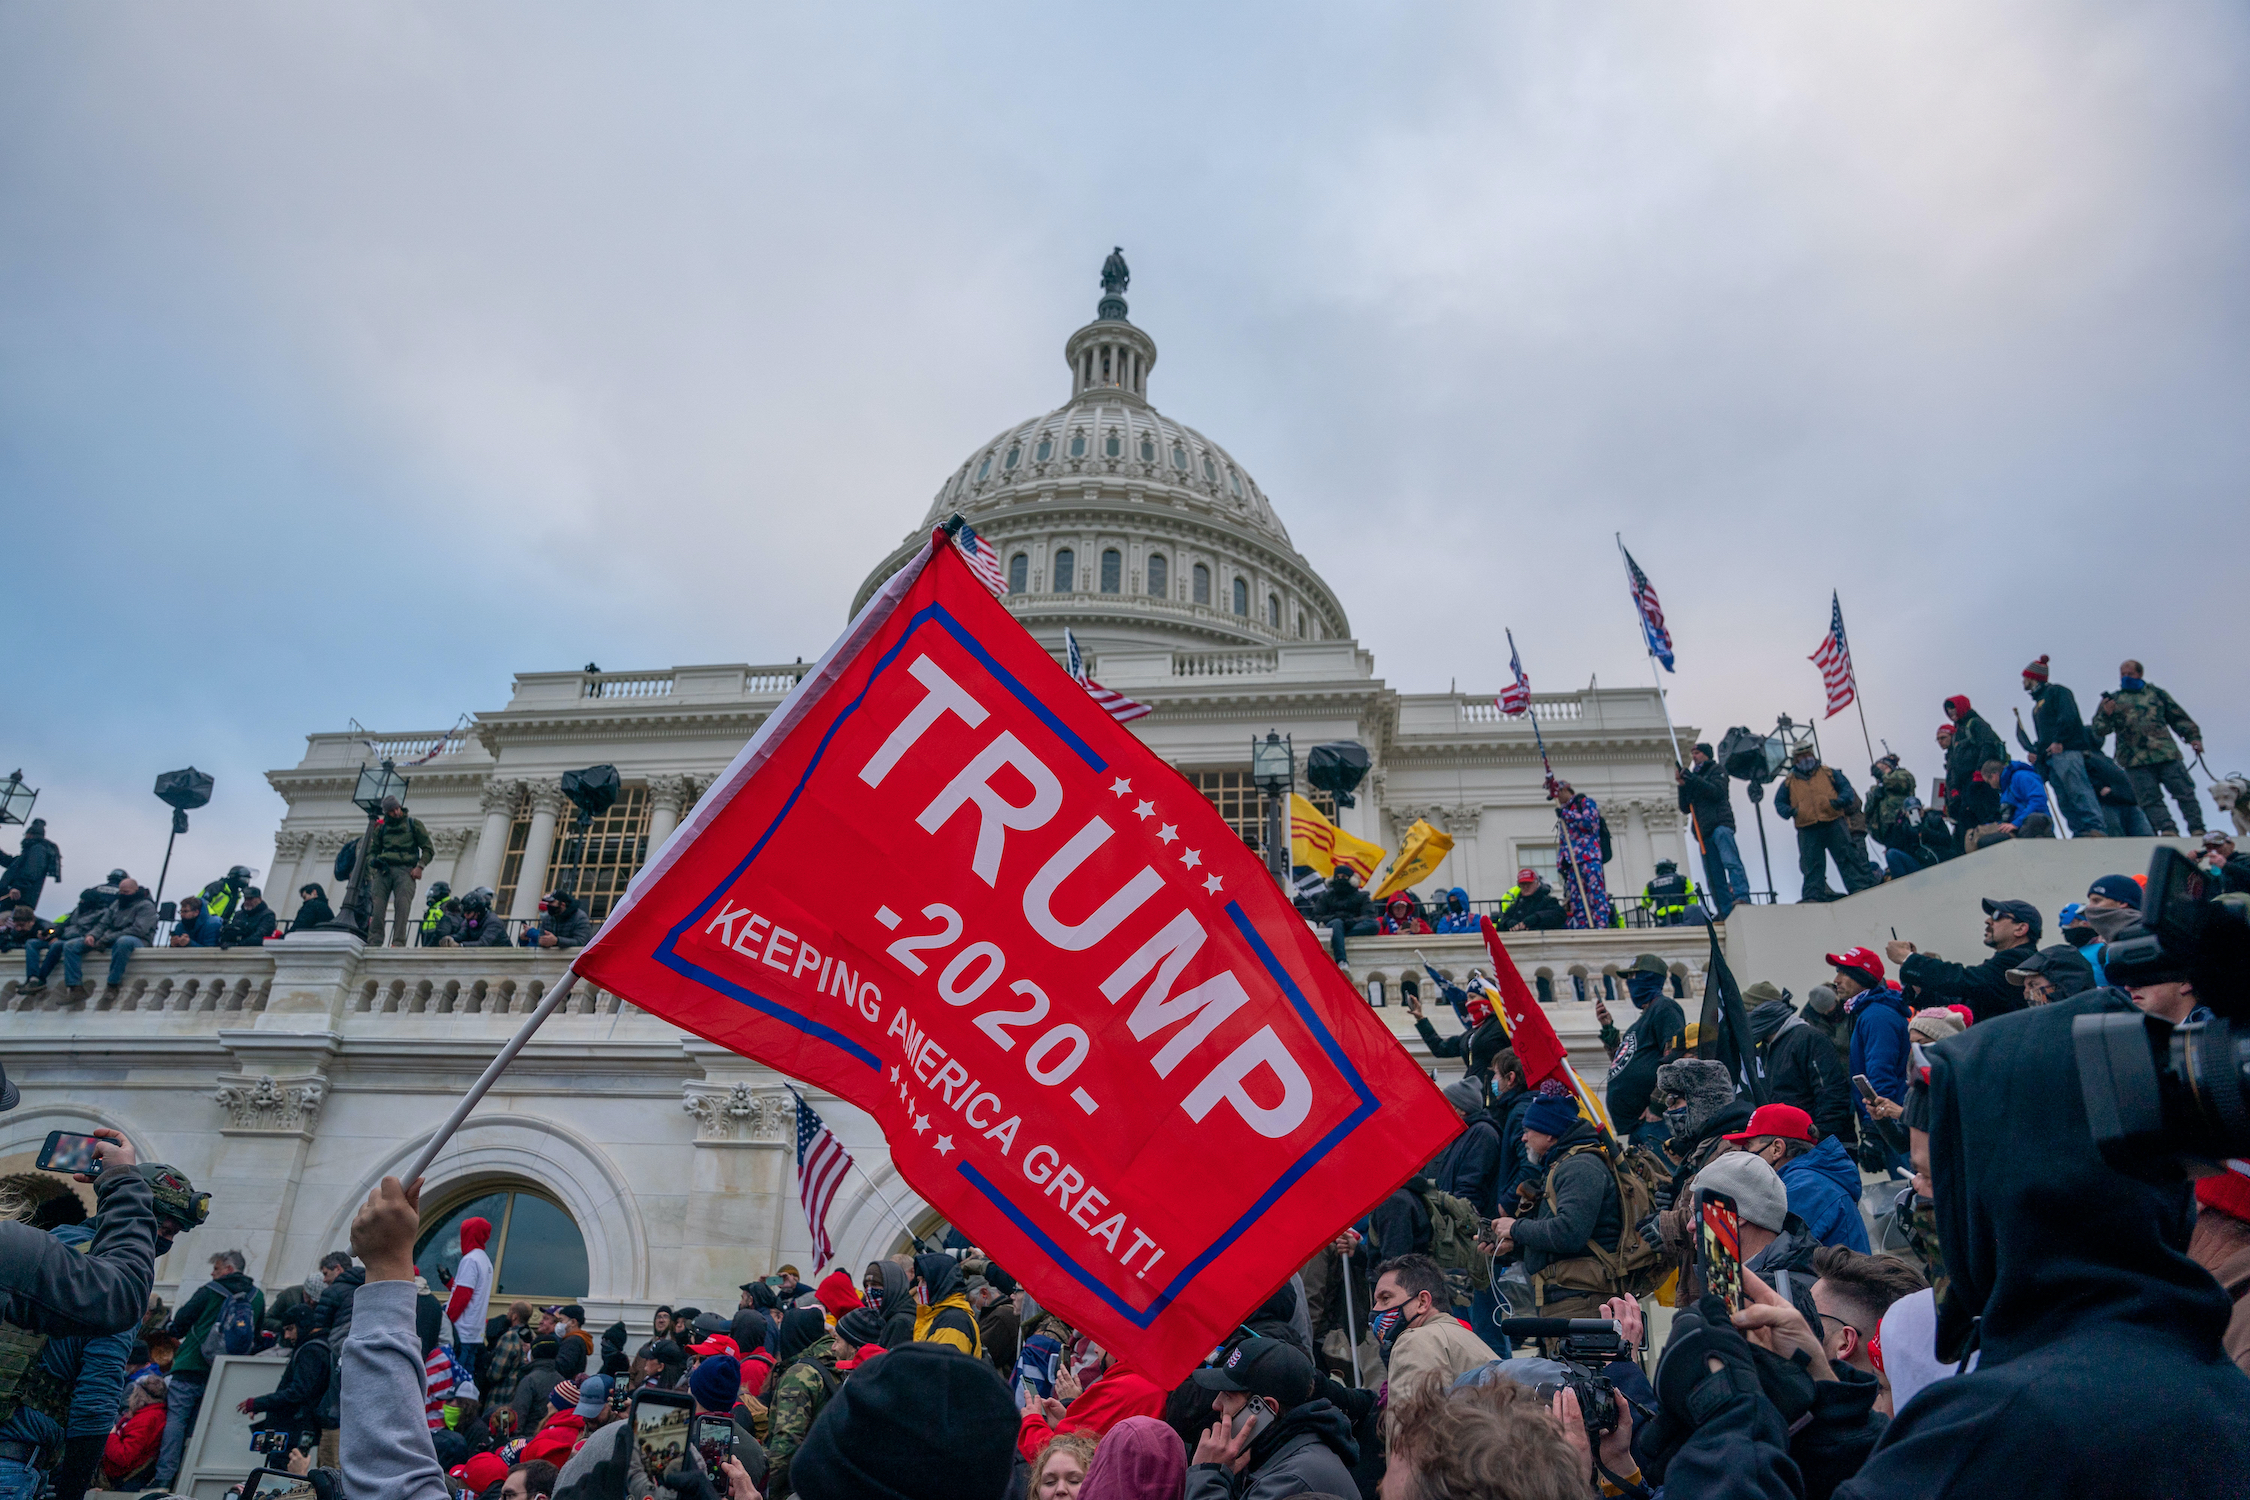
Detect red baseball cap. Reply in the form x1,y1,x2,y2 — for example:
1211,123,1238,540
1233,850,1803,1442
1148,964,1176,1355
1516,869,1537,885
454,1454,509,1493
1724,1103,1816,1144
1825,947,1884,984
685,1333,740,1359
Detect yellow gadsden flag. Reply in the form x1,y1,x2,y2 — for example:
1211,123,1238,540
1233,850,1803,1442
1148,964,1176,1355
1289,794,1384,882
1371,818,1455,902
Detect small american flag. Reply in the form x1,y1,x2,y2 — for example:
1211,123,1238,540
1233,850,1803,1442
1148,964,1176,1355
1810,590,1857,718
1497,629,1532,716
952,520,1008,597
1065,628,1152,723
1621,546,1675,672
792,1088,853,1270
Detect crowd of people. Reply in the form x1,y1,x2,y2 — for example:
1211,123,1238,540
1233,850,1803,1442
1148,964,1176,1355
0,796,608,1004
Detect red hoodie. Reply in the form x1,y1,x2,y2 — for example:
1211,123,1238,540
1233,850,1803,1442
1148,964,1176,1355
815,1269,863,1318
1014,1362,1168,1461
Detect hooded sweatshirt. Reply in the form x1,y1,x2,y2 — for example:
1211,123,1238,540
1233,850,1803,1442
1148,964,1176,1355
443,1216,493,1343
1013,1358,1169,1461
1846,986,1912,1117
1832,991,2250,1496
875,1260,916,1349
1078,1414,1187,1500
1433,886,1479,934
1777,1136,1870,1253
1606,972,1686,1126
1184,1396,1358,1500
909,1252,981,1357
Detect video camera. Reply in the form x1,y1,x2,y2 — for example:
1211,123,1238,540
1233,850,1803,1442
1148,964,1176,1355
1498,1317,1633,1437
2074,845,2250,1178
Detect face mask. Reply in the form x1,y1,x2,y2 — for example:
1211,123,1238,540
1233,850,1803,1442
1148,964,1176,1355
2121,675,2144,692
1369,1305,1403,1344
1664,1106,1691,1138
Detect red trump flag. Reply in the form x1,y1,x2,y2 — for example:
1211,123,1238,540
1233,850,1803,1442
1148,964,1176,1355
575,530,1459,1386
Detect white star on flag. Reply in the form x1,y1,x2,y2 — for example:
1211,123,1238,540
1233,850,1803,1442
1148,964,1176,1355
1180,848,1202,869
1155,824,1178,844
1203,873,1224,895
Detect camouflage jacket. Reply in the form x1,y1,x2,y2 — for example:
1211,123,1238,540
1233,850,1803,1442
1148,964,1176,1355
1867,768,1919,841
2090,684,2201,768
763,1333,840,1497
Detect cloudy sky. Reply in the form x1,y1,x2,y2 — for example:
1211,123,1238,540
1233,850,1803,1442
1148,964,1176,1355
5,1,2245,903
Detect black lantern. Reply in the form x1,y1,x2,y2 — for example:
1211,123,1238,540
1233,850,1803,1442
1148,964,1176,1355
1305,741,1371,810
351,760,411,817
0,769,36,827
1251,731,1294,887
151,766,216,909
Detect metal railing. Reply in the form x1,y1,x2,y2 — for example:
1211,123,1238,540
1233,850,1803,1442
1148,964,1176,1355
1173,651,1278,677
582,671,674,700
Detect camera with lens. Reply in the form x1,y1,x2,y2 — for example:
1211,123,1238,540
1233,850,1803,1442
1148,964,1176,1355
2075,846,2250,1178
1498,1317,1632,1436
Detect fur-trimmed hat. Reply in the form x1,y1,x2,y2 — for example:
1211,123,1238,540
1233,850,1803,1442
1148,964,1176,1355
1654,1057,1737,1135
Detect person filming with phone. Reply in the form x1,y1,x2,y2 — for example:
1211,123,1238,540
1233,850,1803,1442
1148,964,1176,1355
1186,1338,1357,1498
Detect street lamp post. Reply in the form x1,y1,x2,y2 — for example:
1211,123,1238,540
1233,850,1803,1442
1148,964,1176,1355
1251,730,1294,890
0,770,38,829
151,768,215,911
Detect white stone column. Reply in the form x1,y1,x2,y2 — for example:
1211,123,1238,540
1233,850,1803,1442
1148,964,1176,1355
1624,798,1655,906
509,782,564,919
266,831,310,917
424,828,472,894
643,777,687,868
470,781,520,895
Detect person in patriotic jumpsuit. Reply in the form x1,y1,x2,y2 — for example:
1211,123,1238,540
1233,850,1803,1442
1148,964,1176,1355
1550,780,1612,929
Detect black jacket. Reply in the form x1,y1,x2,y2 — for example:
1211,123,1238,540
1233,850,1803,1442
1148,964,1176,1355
2083,749,2140,811
1490,1086,1537,1210
1678,760,1737,836
1751,1000,1856,1147
0,1169,156,1340
1942,711,2007,806
1,835,62,908
1830,992,2250,1497
2026,683,2092,754
1185,1396,1358,1500
1433,1108,1503,1218
1513,1121,1623,1280
220,902,277,949
287,896,334,932
1312,874,1371,925
1501,882,1566,931
1898,946,2034,1023
1413,1013,1507,1088
1369,1181,1433,1261
1606,993,1687,1127
247,1331,331,1432
314,1264,363,1426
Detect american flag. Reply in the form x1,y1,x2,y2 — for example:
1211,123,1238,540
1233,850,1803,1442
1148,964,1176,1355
1065,628,1152,723
1497,629,1532,716
1620,546,1675,672
792,1088,853,1270
952,520,1009,597
1810,590,1857,718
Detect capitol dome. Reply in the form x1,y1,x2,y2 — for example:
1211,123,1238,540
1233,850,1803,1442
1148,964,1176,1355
852,254,1350,661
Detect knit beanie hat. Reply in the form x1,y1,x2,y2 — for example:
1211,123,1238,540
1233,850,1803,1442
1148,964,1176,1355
2022,655,2051,682
1442,1079,1482,1115
834,1305,885,1349
792,1342,1018,1500
687,1353,742,1413
983,1265,1018,1298
1523,1094,1579,1137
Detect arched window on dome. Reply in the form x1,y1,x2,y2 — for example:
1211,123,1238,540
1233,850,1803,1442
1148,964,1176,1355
1008,553,1028,594
414,1184,589,1304
1228,469,1243,498
1267,593,1280,628
1204,456,1218,482
976,453,992,481
1139,436,1155,463
1053,549,1075,592
1147,553,1168,598
1171,444,1188,471
1233,578,1249,616
1100,549,1121,593
1193,563,1210,606
1070,433,1087,459
1105,432,1121,458
1004,444,1020,470
1036,436,1053,463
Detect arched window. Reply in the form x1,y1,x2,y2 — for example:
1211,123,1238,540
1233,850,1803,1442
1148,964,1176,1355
1035,436,1054,462
1008,553,1029,594
1171,444,1188,470
1233,578,1249,616
975,453,992,481
415,1186,589,1302
1104,432,1121,458
1069,433,1087,458
1267,593,1281,628
1139,437,1156,462
1100,549,1121,593
1147,553,1168,597
1053,549,1075,592
1297,612,1307,638
1003,444,1020,470
1228,469,1243,498
1203,455,1218,482
1192,563,1211,605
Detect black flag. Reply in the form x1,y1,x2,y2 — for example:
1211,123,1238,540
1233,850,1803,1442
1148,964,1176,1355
1697,916,1770,1104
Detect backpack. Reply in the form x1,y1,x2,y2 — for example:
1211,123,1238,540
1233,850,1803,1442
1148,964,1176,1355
1596,816,1614,864
200,1282,259,1360
1542,1141,1670,1299
1415,1185,1492,1299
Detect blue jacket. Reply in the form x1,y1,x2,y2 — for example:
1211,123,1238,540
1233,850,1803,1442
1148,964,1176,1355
1433,886,1478,934
1779,1136,1871,1252
1995,761,2049,824
1847,986,1912,1119
173,911,222,946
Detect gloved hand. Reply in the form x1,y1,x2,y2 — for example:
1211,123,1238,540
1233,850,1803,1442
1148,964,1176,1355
1652,1183,1675,1212
1636,1213,1665,1251
663,1455,725,1500
1654,1296,1765,1431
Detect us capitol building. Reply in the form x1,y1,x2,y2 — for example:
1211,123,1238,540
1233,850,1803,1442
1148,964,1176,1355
3,258,1702,1324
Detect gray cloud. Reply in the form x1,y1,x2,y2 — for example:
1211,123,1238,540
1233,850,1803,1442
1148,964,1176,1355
4,1,2244,894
